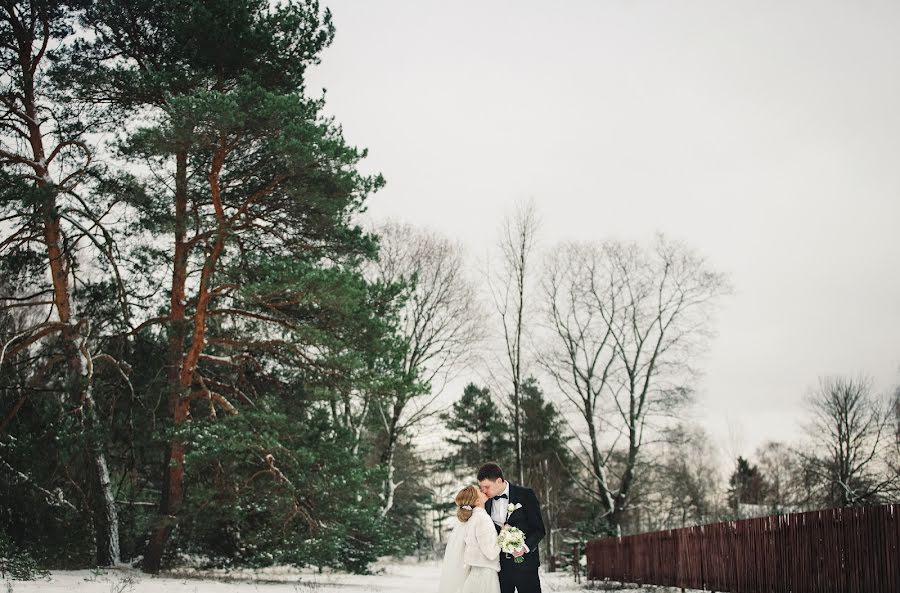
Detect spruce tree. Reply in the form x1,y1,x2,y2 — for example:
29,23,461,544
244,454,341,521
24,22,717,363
519,377,570,482
727,456,769,512
439,383,510,475
519,377,572,558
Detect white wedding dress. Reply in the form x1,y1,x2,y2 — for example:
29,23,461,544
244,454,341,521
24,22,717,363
438,509,501,593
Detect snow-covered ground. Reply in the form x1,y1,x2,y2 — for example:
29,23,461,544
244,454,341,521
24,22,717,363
4,559,692,592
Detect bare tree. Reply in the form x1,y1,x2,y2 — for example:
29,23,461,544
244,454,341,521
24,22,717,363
755,441,815,513
371,221,484,515
540,235,729,532
633,424,724,532
802,375,896,506
540,242,617,514
488,200,539,484
893,387,900,491
895,387,900,449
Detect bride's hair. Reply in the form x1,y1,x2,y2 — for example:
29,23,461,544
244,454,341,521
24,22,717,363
455,485,479,522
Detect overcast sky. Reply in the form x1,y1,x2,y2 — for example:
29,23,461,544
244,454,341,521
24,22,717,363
305,0,900,459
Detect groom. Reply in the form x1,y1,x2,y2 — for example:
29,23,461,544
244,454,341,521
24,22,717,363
478,462,545,593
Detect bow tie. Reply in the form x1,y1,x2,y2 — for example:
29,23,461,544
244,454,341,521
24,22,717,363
493,494,508,501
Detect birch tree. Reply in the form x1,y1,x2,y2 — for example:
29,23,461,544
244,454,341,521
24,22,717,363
370,221,483,516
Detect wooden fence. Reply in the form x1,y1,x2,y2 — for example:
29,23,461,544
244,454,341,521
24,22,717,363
585,503,900,593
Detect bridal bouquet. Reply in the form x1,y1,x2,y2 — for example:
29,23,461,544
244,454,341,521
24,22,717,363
498,526,526,564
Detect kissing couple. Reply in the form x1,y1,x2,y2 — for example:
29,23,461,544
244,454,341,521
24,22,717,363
438,462,546,593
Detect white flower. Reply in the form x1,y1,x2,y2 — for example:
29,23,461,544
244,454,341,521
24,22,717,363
497,526,527,563
506,503,523,515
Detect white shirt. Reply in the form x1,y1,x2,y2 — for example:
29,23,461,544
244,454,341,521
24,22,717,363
490,482,529,553
490,481,510,526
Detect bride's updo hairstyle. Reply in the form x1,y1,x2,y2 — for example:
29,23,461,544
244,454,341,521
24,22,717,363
455,485,479,522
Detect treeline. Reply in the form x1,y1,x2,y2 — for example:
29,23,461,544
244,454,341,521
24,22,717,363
0,0,441,575
726,376,900,514
435,359,900,562
430,205,900,561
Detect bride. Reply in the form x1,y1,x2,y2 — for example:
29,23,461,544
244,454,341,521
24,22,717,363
438,485,501,593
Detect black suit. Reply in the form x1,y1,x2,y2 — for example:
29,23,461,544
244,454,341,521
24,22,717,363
485,483,545,593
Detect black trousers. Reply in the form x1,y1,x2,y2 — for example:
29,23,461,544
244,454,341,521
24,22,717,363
499,566,541,593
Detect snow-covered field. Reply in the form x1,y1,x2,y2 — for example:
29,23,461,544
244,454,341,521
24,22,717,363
4,559,691,592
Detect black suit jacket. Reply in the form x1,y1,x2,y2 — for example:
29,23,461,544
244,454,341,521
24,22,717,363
485,483,546,570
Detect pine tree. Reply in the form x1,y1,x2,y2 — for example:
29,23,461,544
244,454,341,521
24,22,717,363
62,0,388,572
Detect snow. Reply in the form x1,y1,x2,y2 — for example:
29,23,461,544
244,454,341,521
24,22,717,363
3,560,690,592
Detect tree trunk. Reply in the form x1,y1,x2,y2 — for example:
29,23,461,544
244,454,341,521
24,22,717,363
543,464,554,569
82,399,121,566
381,448,400,517
608,425,639,533
584,402,615,517
142,396,189,572
142,151,190,574
513,379,523,483
144,146,230,571
380,403,403,516
57,312,121,565
513,245,526,485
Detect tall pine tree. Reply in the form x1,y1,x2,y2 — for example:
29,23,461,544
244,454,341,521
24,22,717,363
62,0,388,572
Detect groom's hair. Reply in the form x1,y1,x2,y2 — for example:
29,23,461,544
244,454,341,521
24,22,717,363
477,462,504,482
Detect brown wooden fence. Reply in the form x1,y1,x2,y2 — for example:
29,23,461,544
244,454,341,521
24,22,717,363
585,503,900,593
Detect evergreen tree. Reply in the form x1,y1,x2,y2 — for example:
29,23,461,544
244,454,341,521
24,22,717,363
175,400,398,573
520,377,570,481
519,377,572,559
58,0,394,572
439,383,510,476
727,456,769,512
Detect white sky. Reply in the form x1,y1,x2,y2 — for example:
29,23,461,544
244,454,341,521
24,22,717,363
305,0,900,460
